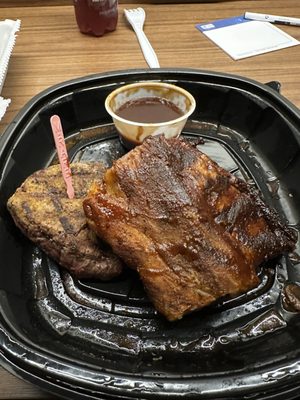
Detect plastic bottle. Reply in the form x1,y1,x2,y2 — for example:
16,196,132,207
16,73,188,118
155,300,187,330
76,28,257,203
73,0,118,37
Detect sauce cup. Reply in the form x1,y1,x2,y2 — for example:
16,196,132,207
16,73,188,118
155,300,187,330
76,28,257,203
105,82,196,149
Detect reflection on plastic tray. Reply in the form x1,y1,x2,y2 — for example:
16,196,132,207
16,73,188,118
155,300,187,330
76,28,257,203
0,69,300,400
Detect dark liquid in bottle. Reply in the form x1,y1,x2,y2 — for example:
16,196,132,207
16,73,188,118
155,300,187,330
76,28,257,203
73,0,118,37
115,97,184,123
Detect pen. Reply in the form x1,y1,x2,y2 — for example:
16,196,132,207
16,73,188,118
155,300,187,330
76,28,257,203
244,12,300,27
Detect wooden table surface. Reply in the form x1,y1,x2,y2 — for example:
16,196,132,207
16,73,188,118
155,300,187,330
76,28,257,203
0,1,300,399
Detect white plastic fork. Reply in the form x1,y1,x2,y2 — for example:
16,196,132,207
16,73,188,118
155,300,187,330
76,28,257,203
124,7,160,69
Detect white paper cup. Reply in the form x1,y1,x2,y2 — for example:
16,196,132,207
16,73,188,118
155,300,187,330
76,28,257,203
105,82,196,148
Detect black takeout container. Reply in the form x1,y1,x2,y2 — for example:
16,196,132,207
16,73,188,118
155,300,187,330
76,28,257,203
0,68,300,400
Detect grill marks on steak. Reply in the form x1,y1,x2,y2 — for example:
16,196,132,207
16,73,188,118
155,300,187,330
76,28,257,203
83,136,297,321
7,162,123,280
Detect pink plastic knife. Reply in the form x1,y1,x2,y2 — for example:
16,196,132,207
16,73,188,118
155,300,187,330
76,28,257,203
50,114,75,199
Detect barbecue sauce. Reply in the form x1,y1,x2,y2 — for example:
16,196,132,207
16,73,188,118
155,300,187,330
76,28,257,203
282,283,300,312
115,97,183,123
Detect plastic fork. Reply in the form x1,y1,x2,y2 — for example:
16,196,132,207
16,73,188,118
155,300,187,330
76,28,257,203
124,7,160,68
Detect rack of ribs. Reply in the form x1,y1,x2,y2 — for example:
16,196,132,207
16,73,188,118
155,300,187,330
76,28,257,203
83,136,297,320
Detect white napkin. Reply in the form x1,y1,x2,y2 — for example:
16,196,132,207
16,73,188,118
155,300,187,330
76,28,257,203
0,97,11,121
0,19,21,121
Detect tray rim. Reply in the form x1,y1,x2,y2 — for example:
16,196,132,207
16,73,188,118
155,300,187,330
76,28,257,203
1,67,300,150
1,67,300,400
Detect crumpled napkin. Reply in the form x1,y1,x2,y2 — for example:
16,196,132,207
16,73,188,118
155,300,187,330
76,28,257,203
0,19,21,121
0,96,11,121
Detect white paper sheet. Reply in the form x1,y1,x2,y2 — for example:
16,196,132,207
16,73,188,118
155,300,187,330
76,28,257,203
196,16,299,60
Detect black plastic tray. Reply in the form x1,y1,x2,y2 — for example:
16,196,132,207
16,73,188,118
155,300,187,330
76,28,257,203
0,68,300,400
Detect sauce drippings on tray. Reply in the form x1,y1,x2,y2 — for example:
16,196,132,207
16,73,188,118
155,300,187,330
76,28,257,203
282,283,300,313
115,97,183,123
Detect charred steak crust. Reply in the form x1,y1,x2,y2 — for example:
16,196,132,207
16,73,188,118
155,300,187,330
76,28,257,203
83,136,297,321
7,162,123,280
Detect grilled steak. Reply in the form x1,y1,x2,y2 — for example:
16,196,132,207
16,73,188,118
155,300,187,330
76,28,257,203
7,162,123,280
83,136,297,321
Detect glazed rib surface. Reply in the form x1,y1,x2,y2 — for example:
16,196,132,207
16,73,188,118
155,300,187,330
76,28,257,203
83,136,297,320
